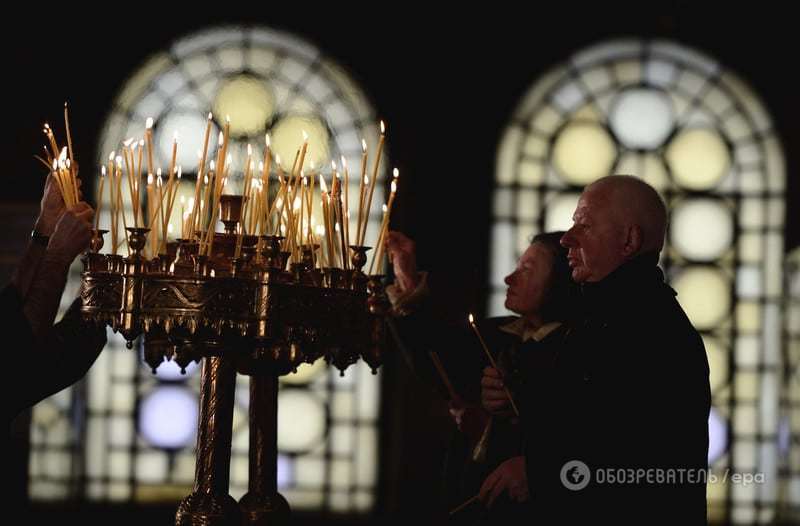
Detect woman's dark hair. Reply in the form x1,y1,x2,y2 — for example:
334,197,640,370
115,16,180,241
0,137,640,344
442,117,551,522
530,231,579,322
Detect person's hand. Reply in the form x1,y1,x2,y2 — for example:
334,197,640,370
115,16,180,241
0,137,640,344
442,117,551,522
478,456,529,508
448,401,490,445
481,367,514,417
34,172,84,236
34,174,65,236
385,231,419,293
47,202,94,264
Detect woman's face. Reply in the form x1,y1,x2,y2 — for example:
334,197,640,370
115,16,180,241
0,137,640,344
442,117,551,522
503,242,555,317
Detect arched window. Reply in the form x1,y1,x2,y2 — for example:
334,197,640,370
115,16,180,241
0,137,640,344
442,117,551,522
29,25,387,513
492,39,789,523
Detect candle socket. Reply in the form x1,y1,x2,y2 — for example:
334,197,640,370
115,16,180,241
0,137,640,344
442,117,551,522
174,239,198,275
219,194,244,235
349,245,371,291
90,229,109,253
126,227,151,257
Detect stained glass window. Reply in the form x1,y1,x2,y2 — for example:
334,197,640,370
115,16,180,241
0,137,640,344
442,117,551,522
491,39,792,523
29,25,386,514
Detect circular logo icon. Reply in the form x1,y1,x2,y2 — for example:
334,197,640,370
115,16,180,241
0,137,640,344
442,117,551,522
560,460,590,491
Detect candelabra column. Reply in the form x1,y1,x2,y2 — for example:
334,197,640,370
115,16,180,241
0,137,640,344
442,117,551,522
239,372,290,525
176,354,240,526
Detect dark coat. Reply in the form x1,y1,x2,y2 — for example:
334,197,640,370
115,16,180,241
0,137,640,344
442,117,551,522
523,253,711,524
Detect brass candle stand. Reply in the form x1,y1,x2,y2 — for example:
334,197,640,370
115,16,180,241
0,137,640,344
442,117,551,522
79,194,389,525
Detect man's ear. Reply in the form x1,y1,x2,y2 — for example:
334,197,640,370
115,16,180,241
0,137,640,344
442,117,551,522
622,225,643,257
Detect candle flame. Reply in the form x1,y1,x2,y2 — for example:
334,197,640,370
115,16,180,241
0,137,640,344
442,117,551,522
147,174,153,185
335,222,340,233
146,117,153,129
210,269,216,277
59,147,67,162
275,154,282,166
382,204,388,213
468,313,475,324
340,156,347,169
331,160,337,171
319,175,328,193
225,114,230,124
169,262,175,273
101,166,106,177
393,167,400,179
207,112,213,120
391,180,397,193
302,130,309,141
218,132,224,145
123,138,134,147
259,161,264,172
361,139,367,152
209,160,216,171
173,131,179,142
139,139,144,147
364,175,369,185
156,168,162,177
380,120,385,134
177,166,182,178
265,133,271,147
247,144,253,156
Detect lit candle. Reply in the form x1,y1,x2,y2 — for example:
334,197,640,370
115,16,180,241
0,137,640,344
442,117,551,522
95,166,106,231
360,121,385,246
356,139,367,246
468,313,519,416
145,117,155,178
375,169,399,273
193,112,213,236
341,155,351,260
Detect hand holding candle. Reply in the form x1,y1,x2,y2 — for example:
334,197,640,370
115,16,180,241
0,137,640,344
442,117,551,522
468,313,520,417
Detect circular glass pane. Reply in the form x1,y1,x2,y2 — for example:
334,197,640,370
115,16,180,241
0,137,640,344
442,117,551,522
609,88,674,149
671,198,733,261
139,386,198,449
666,128,730,190
673,266,731,329
552,122,616,185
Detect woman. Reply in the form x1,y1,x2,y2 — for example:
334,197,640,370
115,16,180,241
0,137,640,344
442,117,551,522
385,230,577,524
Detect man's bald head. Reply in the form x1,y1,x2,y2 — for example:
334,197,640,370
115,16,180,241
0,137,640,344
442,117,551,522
585,175,667,254
561,175,668,282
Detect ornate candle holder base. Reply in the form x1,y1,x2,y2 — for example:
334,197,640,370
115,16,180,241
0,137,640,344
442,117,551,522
238,493,290,526
175,492,241,526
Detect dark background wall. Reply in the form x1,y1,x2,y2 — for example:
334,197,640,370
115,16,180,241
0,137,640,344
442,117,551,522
6,6,798,524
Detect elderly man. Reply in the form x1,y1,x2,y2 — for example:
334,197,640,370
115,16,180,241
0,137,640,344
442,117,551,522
522,175,710,523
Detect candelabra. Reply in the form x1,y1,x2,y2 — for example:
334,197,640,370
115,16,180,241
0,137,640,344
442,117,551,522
80,195,390,525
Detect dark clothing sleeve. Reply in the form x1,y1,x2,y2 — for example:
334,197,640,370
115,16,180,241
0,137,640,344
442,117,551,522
389,301,504,405
9,294,107,423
